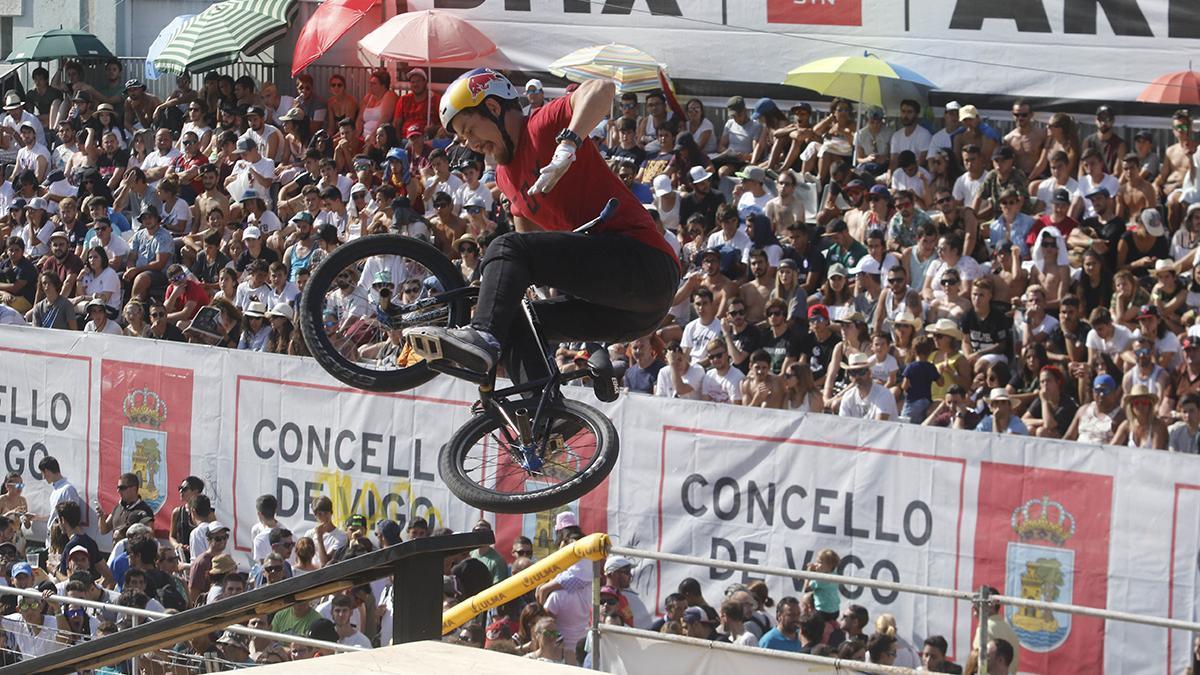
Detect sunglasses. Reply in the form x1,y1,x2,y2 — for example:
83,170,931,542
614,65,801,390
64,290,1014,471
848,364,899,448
600,598,618,606
514,548,533,556
767,310,785,317
182,140,194,146
1012,111,1030,118
727,309,745,317
847,368,868,377
941,278,960,286
402,285,421,293
265,566,283,573
887,278,905,285
18,601,39,611
708,352,727,359
117,484,134,490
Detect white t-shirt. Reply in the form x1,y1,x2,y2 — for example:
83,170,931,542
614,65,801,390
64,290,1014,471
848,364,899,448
455,182,493,212
88,231,131,263
838,383,899,420
1133,328,1182,369
141,148,181,188
250,210,283,234
1035,177,1081,215
867,353,900,385
84,318,123,334
232,157,276,192
924,257,983,299
929,128,953,157
265,281,301,308
1079,173,1120,218
891,167,933,200
338,631,373,648
1085,325,1134,357
707,228,753,255
305,526,349,557
20,219,55,258
655,364,706,400
737,190,771,218
318,174,354,203
424,174,464,216
161,198,192,232
723,118,761,156
889,125,932,157
2,111,46,147
681,317,722,364
15,144,50,177
952,172,984,206
190,521,210,560
0,304,27,325
234,281,270,311
702,367,745,403
543,587,591,651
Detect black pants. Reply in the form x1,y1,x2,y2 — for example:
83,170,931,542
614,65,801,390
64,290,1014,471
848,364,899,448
471,229,679,349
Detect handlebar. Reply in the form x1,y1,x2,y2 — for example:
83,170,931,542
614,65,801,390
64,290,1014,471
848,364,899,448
573,198,620,234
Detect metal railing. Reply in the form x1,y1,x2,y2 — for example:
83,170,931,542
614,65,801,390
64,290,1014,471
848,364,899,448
0,583,364,655
607,544,1200,674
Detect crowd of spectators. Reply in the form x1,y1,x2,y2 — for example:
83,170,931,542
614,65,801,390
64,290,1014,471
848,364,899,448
0,61,1198,451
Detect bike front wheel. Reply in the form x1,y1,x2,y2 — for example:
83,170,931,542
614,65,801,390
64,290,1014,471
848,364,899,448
439,399,619,514
299,234,471,392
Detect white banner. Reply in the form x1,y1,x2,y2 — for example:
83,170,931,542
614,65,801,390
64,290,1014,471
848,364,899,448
597,627,831,675
2,324,1200,672
403,0,1199,103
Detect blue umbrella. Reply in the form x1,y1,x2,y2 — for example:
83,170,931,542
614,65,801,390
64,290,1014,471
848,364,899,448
145,14,195,80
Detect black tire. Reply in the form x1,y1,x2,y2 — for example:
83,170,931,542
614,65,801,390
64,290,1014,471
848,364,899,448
299,234,469,392
439,398,619,514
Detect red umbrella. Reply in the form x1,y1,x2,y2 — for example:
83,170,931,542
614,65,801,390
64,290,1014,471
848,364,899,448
357,9,496,64
292,0,381,77
1138,67,1200,105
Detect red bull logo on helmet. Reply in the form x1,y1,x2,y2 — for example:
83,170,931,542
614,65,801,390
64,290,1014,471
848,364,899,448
466,70,500,97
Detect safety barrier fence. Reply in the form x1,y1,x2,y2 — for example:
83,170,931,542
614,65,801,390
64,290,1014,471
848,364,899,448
606,545,1200,675
0,578,360,667
597,623,921,674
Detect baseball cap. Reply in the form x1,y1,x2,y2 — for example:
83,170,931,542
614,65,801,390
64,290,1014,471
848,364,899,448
866,106,885,121
137,204,159,221
208,521,230,535
234,138,256,154
824,219,849,236
1092,373,1117,394
652,174,673,197
1140,208,1166,237
944,101,961,112
736,166,766,183
245,105,266,118
1085,186,1110,199
404,122,423,138
377,519,402,544
68,545,90,557
808,304,830,321
1095,104,1114,119
849,256,881,276
992,146,1015,161
604,556,633,574
725,95,746,111
1052,188,1071,204
682,607,710,624
345,513,367,529
124,79,146,92
524,78,543,93
11,562,33,577
1136,303,1158,320
827,262,848,278
751,98,779,121
959,104,979,120
242,226,262,240
554,511,579,531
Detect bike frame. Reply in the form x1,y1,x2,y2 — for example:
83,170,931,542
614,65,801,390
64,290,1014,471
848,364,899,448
420,287,591,470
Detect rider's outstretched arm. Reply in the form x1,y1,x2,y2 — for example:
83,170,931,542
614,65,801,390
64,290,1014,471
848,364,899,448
565,80,616,144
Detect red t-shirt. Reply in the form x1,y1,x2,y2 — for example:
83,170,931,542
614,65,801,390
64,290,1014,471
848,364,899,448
394,91,443,133
496,96,678,264
167,279,211,320
1027,215,1078,248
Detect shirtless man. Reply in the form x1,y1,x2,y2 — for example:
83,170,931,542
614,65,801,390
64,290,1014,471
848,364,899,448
740,349,784,408
927,268,972,322
1117,152,1158,220
1160,110,1194,229
1029,230,1070,307
989,241,1027,306
1003,100,1045,177
670,248,739,333
951,105,996,163
739,249,774,324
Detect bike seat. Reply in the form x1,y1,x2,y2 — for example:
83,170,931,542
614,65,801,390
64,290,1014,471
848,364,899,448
586,347,619,403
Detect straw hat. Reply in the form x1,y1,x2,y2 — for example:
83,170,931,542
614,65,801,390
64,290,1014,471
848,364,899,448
1126,383,1158,406
925,318,965,342
842,352,871,371
987,388,1012,404
893,310,923,330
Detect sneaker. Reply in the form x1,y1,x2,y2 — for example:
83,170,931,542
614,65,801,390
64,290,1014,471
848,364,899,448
407,326,499,374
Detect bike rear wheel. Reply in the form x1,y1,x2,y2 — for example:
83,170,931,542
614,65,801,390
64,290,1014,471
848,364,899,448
439,399,619,513
299,234,470,392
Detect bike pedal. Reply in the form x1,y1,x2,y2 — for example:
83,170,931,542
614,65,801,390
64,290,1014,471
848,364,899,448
408,334,444,361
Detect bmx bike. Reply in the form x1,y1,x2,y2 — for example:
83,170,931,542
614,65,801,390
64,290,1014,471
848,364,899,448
298,201,622,514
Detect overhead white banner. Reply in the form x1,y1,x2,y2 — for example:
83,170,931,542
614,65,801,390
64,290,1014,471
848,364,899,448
2,324,1200,671
405,0,1198,102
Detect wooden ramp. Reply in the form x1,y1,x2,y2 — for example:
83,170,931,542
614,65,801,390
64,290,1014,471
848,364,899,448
244,640,589,673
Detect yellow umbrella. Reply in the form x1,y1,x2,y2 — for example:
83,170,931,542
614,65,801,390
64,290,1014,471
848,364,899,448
783,53,937,117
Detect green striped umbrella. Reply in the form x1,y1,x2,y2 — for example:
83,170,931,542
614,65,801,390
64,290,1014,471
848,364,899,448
548,43,663,93
153,0,298,74
6,28,114,62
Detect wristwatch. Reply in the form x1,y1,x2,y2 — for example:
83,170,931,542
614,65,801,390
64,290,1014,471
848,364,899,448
555,128,583,148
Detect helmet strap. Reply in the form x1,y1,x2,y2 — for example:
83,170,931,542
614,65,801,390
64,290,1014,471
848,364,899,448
480,101,516,160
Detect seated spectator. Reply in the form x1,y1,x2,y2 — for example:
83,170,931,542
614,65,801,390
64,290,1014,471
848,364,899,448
1113,384,1169,449
976,388,1028,435
758,596,802,652
838,352,898,420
